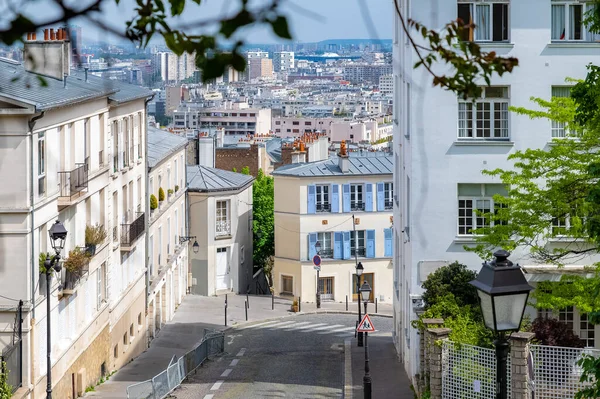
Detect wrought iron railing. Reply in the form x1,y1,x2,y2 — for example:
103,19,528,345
351,201,365,211
1,339,22,393
58,162,89,200
113,155,118,173
351,248,366,257
121,212,145,246
215,220,231,237
63,265,88,291
385,200,393,210
316,203,331,212
319,249,334,259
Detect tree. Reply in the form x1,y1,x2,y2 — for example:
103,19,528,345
421,261,479,309
252,169,274,275
0,362,12,399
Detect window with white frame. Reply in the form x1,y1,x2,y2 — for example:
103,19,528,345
281,275,293,295
457,184,508,235
551,1,600,42
350,184,364,211
351,230,366,257
384,182,394,210
316,185,330,212
317,232,333,258
38,131,46,196
458,86,509,139
551,86,573,138
457,0,509,42
216,200,231,236
551,205,584,237
580,313,596,347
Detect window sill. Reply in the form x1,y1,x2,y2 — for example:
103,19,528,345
474,42,514,49
547,237,588,243
454,140,514,147
215,234,232,240
454,235,478,243
548,41,600,48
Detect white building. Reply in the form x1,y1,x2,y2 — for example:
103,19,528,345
393,0,600,383
153,51,196,83
379,74,393,95
273,51,295,72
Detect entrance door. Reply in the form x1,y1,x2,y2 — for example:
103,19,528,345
352,273,374,302
216,247,230,290
319,277,335,301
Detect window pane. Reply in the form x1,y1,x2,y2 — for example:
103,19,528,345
485,87,508,98
476,199,491,229
570,5,583,40
493,102,509,138
552,86,571,98
476,103,491,138
475,4,490,41
552,5,566,40
492,4,508,41
458,102,473,138
458,4,473,41
458,199,473,235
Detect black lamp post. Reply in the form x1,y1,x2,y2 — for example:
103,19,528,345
315,241,321,309
470,250,533,399
179,236,199,254
356,262,364,347
45,220,68,399
360,281,372,399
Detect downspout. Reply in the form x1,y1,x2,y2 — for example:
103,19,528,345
144,95,154,317
28,111,45,321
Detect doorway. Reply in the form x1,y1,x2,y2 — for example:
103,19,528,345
352,272,374,302
216,247,230,290
319,277,335,301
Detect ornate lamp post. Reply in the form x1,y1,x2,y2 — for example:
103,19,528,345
45,220,68,399
179,236,199,254
360,281,372,399
315,241,321,309
356,262,364,347
470,250,533,399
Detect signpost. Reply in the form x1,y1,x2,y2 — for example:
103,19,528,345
313,254,322,308
357,314,376,333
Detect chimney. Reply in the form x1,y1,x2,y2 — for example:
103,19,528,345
84,67,89,82
32,32,36,41
338,140,349,173
24,26,71,80
50,29,55,40
291,141,307,164
44,29,49,41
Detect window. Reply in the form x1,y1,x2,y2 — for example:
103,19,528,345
458,86,509,139
216,200,231,237
293,121,300,125
287,129,291,132
293,129,299,133
457,1,509,42
38,131,45,196
129,323,134,340
316,185,330,212
351,230,366,257
275,121,281,125
551,206,584,237
99,114,105,166
281,275,293,295
97,263,106,310
317,232,333,258
350,184,364,211
457,184,508,235
551,1,600,42
580,313,596,348
384,182,393,210
559,306,575,330
138,313,143,327
275,129,281,133
551,86,573,138
305,121,312,126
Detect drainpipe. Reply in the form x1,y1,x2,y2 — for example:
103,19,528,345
28,111,45,321
143,95,154,320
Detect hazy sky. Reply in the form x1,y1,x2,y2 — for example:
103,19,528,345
12,0,393,44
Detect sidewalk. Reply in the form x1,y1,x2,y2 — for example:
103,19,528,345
349,333,414,399
87,293,393,398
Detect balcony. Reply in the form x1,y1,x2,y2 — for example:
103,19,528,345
215,220,231,238
385,200,394,210
351,248,366,258
120,212,145,251
316,203,331,213
61,262,89,296
351,201,365,211
57,161,89,207
319,249,334,259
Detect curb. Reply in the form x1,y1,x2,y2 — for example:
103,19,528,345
344,338,353,399
227,311,393,330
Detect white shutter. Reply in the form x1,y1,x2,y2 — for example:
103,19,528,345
37,319,47,377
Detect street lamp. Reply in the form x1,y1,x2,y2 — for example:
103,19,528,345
360,281,372,399
356,262,364,347
179,236,199,254
315,241,321,309
470,250,533,399
46,220,68,399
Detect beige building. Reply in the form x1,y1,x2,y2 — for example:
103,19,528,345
248,58,273,81
187,165,254,296
272,153,394,304
0,33,152,399
147,127,189,341
165,85,189,117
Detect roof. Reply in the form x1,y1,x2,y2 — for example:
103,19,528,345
273,155,393,177
265,138,282,163
147,126,189,169
0,58,153,111
187,165,254,192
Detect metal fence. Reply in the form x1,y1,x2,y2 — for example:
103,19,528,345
442,341,511,399
529,345,600,399
1,338,22,393
126,329,224,399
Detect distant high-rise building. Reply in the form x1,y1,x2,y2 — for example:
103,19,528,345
63,24,82,66
273,51,294,72
243,51,269,81
152,51,196,83
248,58,273,81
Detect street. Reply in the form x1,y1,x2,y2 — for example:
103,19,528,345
173,314,393,399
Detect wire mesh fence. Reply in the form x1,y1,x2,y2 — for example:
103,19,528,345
442,341,511,399
529,345,600,399
126,329,224,399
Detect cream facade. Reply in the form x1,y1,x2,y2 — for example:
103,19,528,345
273,155,394,304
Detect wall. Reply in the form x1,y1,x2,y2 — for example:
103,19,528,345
215,146,259,176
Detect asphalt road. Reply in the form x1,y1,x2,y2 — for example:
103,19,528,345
173,314,392,399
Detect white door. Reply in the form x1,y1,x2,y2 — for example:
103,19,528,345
216,247,230,290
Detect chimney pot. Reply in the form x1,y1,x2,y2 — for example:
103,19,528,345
26,32,31,41
44,29,49,41
50,29,55,40
32,32,36,41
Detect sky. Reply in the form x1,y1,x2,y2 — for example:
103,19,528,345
10,0,393,45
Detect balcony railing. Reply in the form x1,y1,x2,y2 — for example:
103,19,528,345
351,248,366,257
351,201,365,211
121,212,145,247
58,161,89,200
62,262,89,292
319,249,334,259
385,200,394,210
216,220,231,237
316,203,331,213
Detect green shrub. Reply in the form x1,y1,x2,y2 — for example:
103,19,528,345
150,194,158,210
158,187,165,202
0,361,12,398
175,185,179,192
422,261,478,310
64,247,91,273
85,224,107,245
167,189,174,195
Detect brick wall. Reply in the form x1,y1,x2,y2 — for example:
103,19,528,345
215,145,259,176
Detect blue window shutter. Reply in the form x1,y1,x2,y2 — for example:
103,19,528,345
334,232,343,259
365,184,374,212
309,233,317,260
342,184,351,213
377,182,385,211
366,229,376,258
384,228,392,257
307,185,316,214
331,184,340,213
343,231,351,260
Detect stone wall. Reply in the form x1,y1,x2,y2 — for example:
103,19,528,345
215,145,259,176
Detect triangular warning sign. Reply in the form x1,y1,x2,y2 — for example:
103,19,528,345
357,314,376,333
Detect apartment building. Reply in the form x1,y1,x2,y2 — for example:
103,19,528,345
273,116,338,137
147,127,188,341
272,151,394,303
173,102,272,135
343,64,393,84
393,0,600,381
273,51,295,72
379,74,393,95
153,51,196,83
248,58,274,81
0,32,152,398
243,51,269,81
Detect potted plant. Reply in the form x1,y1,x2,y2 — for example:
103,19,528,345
158,187,165,202
168,188,174,198
150,194,158,213
85,224,107,256
175,185,179,193
64,247,92,274
291,299,299,313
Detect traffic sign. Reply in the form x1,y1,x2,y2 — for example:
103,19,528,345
312,255,322,266
314,265,321,272
357,314,376,333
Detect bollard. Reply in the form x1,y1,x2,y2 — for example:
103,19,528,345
246,293,249,309
225,301,227,326
375,298,378,314
272,291,274,310
245,300,248,321
346,295,348,311
299,297,301,312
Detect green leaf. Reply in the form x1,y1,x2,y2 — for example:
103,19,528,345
270,16,291,39
168,0,186,16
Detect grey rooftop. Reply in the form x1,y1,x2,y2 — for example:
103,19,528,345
187,165,254,193
147,126,189,169
273,154,393,177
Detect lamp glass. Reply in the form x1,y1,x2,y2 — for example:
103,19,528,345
192,240,200,254
356,262,364,276
493,293,529,331
360,282,371,302
477,291,496,330
48,221,68,252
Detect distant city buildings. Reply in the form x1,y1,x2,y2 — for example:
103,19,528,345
273,51,295,72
